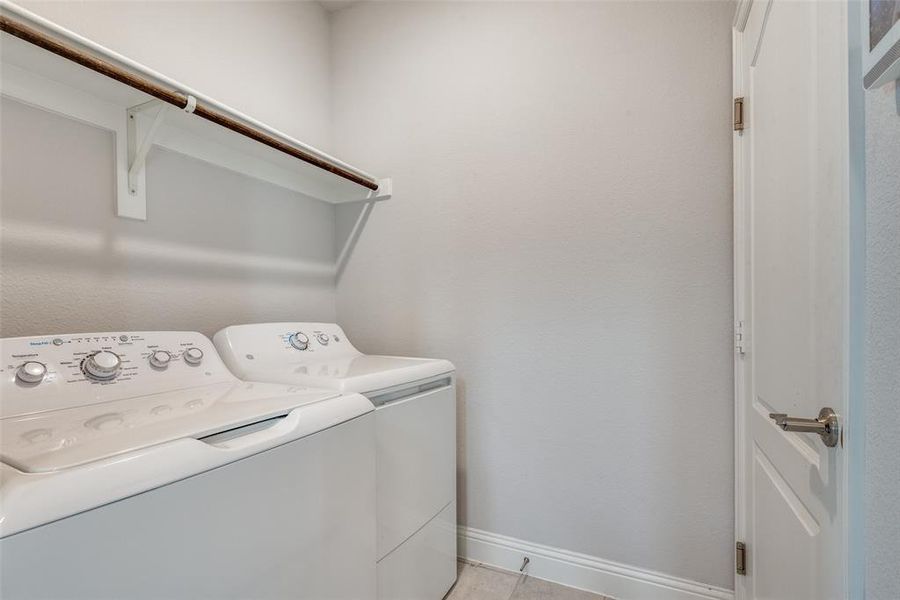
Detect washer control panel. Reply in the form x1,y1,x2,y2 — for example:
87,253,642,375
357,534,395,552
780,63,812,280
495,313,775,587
1,332,234,419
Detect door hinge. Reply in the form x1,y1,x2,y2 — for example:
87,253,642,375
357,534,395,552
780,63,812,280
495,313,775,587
735,320,746,355
734,97,745,131
736,541,747,575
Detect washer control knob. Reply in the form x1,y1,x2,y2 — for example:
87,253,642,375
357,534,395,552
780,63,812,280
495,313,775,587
316,333,330,346
83,351,121,381
149,350,172,369
289,332,309,351
16,361,46,384
183,347,204,365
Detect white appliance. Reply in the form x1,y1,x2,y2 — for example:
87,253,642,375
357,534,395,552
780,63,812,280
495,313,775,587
0,331,376,600
214,323,457,600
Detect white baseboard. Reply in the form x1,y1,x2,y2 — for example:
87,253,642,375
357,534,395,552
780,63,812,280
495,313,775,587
457,526,734,600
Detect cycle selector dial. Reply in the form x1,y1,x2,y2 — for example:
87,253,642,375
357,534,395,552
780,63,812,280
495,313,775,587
289,332,309,351
149,350,172,369
83,351,122,381
183,347,204,365
16,361,46,384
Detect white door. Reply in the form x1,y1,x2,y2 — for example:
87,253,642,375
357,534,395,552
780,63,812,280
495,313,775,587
733,0,850,599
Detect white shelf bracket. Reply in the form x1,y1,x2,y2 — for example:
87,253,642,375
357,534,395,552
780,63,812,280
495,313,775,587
121,99,167,220
119,95,197,220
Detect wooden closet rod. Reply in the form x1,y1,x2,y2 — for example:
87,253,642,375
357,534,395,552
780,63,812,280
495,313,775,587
0,15,380,192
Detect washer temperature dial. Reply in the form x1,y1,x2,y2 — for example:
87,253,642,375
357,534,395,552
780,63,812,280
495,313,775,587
83,351,122,381
16,361,46,384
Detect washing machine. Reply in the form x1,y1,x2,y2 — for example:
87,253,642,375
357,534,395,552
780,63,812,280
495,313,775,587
214,322,457,600
0,331,376,600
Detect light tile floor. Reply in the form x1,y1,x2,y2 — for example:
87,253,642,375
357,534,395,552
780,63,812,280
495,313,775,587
445,561,612,600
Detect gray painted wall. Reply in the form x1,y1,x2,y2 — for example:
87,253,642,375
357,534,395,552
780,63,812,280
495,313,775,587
0,99,336,337
864,80,900,600
0,1,337,338
330,1,735,589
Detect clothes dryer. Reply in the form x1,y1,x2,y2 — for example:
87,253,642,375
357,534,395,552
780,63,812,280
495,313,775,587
215,323,456,600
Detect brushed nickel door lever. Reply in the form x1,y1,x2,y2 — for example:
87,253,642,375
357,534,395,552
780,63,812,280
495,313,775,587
768,407,840,448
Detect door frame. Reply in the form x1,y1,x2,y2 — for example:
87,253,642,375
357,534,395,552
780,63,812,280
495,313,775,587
731,5,749,599
730,0,866,598
731,5,749,597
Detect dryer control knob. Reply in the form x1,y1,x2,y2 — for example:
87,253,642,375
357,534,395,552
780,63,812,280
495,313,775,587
289,332,309,351
183,347,204,365
16,361,46,384
83,351,121,381
149,350,172,369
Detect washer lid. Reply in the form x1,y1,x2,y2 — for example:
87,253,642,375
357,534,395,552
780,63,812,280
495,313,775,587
252,355,454,393
0,381,343,473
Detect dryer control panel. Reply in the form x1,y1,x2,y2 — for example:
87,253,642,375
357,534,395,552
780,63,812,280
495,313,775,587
280,326,349,354
213,323,365,380
216,322,358,360
0,332,234,418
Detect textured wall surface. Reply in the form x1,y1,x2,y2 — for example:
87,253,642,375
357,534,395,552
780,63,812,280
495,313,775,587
0,99,336,338
330,1,735,589
865,80,900,600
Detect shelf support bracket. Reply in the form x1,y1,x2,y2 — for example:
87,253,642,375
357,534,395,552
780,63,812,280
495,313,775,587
119,95,197,220
128,100,166,194
122,99,167,220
